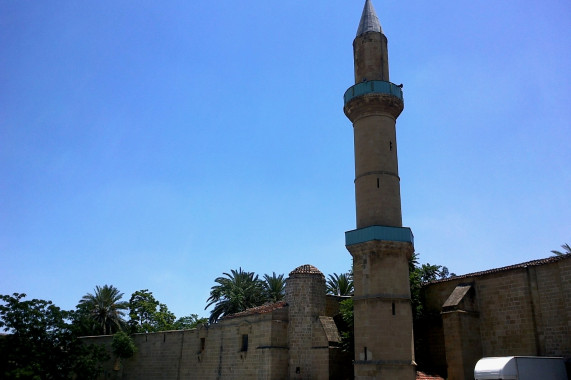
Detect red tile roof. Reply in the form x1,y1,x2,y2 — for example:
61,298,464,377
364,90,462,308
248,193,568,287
289,264,323,276
222,301,287,320
416,371,445,380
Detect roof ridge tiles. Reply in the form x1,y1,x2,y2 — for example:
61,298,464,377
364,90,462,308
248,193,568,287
426,254,571,285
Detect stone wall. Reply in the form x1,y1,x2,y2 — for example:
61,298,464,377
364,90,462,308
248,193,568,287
83,306,289,380
418,255,571,380
81,264,351,380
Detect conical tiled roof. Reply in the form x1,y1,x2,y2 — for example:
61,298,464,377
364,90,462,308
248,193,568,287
356,0,383,36
289,264,324,277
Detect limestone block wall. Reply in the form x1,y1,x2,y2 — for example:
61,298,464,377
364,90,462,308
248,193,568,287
441,311,482,380
418,255,571,380
475,270,536,356
82,307,289,380
80,264,349,380
534,258,571,356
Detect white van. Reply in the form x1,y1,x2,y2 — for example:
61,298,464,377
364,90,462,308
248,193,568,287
474,356,567,380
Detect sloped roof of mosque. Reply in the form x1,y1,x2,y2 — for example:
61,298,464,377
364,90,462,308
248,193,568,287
289,264,324,277
223,301,287,320
426,254,571,285
356,0,383,36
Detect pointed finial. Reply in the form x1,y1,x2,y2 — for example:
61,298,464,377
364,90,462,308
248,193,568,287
356,0,383,37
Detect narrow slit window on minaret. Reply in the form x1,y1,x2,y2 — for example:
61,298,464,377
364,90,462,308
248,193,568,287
377,178,380,188
390,141,393,151
392,302,396,316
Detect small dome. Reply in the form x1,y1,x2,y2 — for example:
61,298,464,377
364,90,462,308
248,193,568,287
289,264,324,277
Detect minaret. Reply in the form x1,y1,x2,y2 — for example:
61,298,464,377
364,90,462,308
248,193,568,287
344,1,416,379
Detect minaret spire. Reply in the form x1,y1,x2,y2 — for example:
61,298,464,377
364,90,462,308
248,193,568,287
356,0,383,36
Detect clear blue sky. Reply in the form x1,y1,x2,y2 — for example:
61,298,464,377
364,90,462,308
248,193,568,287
1,0,569,320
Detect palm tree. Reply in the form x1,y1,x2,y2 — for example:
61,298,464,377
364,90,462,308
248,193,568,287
326,273,354,296
78,284,129,335
551,243,571,256
263,272,286,303
205,268,266,323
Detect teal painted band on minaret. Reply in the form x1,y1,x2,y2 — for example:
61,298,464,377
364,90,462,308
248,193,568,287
346,225,414,246
344,80,403,104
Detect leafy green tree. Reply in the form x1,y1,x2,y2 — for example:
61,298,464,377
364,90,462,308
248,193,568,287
551,243,571,256
338,298,354,354
78,285,129,335
326,272,354,296
409,253,455,320
111,331,136,373
262,272,286,303
71,301,101,337
0,293,108,379
205,268,266,323
128,290,176,333
173,314,208,330
112,331,136,359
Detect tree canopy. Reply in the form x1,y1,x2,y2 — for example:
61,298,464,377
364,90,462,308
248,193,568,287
262,272,286,303
128,289,176,333
0,293,108,379
551,243,571,256
205,268,289,323
409,252,455,320
0,285,209,378
78,285,129,335
205,268,267,323
172,314,208,330
326,272,354,296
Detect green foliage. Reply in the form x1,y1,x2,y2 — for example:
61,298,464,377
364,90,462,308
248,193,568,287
78,285,129,335
262,272,286,303
0,293,71,378
205,268,266,323
128,290,176,333
111,331,136,359
71,301,100,336
551,243,571,256
0,293,108,379
173,314,208,330
1,285,211,378
71,343,110,380
338,298,354,353
409,252,455,320
326,272,354,296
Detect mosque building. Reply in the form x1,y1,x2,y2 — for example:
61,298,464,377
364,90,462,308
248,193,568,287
83,2,571,379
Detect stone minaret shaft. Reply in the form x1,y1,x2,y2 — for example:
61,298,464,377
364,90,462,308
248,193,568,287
351,0,401,229
344,1,416,379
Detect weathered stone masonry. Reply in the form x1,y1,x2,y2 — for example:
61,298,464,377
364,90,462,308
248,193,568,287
83,265,350,380
417,254,571,380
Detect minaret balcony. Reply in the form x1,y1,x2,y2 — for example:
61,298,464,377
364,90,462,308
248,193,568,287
345,225,414,246
344,80,403,104
343,80,404,121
